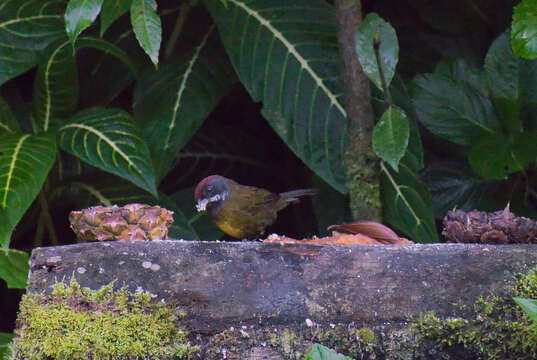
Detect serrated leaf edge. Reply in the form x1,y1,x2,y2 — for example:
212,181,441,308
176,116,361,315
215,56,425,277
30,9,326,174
228,0,346,118
164,25,214,150
1,134,30,208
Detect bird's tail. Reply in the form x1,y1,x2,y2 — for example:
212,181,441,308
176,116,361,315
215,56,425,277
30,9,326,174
280,189,318,203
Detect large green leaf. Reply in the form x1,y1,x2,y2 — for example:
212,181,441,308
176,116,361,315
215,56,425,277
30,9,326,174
34,35,139,132
0,96,19,135
76,36,139,76
205,0,348,193
512,0,537,60
372,76,424,171
77,33,142,110
58,107,157,196
372,105,409,171
381,162,438,243
80,29,144,107
514,297,537,323
305,344,352,360
0,132,57,248
133,26,235,181
65,0,104,44
100,0,132,36
484,32,522,129
130,0,161,66
355,13,399,92
468,132,537,180
411,59,500,146
0,0,66,85
0,332,13,359
421,163,499,218
0,248,29,289
33,38,79,132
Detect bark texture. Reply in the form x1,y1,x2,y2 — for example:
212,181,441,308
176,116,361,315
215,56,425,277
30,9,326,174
28,241,537,331
23,241,537,359
335,0,381,221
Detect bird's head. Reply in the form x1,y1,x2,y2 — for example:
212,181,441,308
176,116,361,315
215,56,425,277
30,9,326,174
194,175,231,214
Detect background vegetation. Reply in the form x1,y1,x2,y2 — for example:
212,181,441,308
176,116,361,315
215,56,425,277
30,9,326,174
1,0,537,352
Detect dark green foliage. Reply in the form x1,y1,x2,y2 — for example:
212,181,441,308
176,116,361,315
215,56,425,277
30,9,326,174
305,344,353,360
421,163,498,218
412,59,500,146
204,0,348,194
133,27,235,181
131,0,161,65
0,0,66,86
413,32,537,219
381,163,438,242
65,0,105,45
0,0,535,337
0,133,57,247
58,107,158,197
372,105,409,171
0,332,12,360
514,298,537,323
0,249,29,289
355,13,399,92
512,0,537,60
357,13,435,242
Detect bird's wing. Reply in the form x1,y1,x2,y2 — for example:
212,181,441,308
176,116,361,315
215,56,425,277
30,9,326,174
240,186,280,211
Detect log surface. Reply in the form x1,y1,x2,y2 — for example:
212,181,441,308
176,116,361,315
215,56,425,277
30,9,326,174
28,241,537,332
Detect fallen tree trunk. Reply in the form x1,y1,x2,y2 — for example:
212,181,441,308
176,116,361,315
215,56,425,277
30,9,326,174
18,241,537,359
28,241,537,333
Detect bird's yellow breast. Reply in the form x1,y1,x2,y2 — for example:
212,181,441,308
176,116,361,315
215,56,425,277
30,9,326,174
213,218,249,239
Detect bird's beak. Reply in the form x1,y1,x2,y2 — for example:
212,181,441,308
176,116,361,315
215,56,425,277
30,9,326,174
196,194,225,212
196,198,209,212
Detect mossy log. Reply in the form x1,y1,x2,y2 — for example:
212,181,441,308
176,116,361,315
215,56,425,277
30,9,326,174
23,241,537,359
28,242,537,329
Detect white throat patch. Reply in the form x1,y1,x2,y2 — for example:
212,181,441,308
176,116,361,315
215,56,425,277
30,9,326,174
196,193,226,212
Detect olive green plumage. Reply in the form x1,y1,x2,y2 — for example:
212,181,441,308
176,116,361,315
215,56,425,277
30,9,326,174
194,175,316,239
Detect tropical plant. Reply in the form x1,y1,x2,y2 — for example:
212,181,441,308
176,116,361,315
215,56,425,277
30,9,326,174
305,344,353,360
0,332,12,360
512,0,537,60
514,297,537,323
356,13,437,243
0,0,441,292
0,0,533,352
417,31,537,219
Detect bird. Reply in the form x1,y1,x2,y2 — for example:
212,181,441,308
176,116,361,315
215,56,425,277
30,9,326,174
194,175,317,239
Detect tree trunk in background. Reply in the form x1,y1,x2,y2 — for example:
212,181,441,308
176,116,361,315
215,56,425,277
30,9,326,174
335,0,381,221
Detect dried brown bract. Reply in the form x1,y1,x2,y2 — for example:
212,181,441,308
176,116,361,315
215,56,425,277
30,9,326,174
69,204,174,242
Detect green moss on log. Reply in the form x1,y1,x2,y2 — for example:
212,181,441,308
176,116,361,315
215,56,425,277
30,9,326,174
414,267,537,360
10,278,197,360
